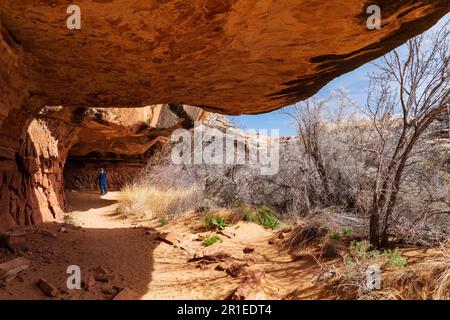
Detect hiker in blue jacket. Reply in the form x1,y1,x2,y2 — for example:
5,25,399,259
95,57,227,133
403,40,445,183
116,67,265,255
99,168,108,195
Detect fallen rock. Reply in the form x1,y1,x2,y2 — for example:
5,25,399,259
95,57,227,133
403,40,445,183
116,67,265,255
268,237,281,245
101,285,117,295
243,246,255,254
37,278,58,297
226,263,247,277
82,274,96,292
4,235,27,252
189,250,232,263
93,266,113,282
0,257,31,280
58,227,67,233
195,234,204,241
196,263,209,271
113,287,138,300
245,258,256,267
215,261,233,271
232,270,268,300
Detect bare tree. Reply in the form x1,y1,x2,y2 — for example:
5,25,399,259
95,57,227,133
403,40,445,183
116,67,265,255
367,23,449,247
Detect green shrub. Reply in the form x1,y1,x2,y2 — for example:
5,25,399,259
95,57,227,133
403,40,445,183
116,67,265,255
256,206,280,229
202,235,223,246
243,209,255,222
342,227,353,236
329,231,341,241
384,248,406,269
204,215,228,231
349,240,380,261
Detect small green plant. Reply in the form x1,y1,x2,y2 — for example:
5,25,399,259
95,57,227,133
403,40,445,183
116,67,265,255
342,227,353,236
159,217,168,226
243,209,255,222
343,256,357,277
384,248,406,269
204,215,228,230
202,235,223,246
349,240,371,259
349,240,382,260
256,206,280,229
329,231,341,241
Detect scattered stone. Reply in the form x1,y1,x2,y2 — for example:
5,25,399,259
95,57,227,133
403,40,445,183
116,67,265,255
268,236,281,245
245,258,256,267
195,234,204,241
232,270,268,300
317,271,335,282
189,250,232,263
226,263,247,277
215,261,233,271
93,266,113,282
0,257,30,280
37,278,58,297
113,287,138,300
58,227,67,233
101,285,117,295
196,263,209,270
275,230,286,239
243,246,255,254
82,274,96,292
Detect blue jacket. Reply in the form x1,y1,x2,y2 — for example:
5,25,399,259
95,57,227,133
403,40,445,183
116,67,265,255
99,172,107,184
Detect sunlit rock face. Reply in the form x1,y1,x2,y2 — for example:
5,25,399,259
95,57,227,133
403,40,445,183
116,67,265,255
0,104,207,231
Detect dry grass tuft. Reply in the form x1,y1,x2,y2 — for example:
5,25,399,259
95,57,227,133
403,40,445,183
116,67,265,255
285,222,328,251
117,183,202,219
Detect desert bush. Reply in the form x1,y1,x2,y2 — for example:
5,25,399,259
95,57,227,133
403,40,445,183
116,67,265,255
117,183,202,219
384,249,406,269
204,214,228,231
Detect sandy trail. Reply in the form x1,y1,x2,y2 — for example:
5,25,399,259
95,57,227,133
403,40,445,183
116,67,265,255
0,190,322,300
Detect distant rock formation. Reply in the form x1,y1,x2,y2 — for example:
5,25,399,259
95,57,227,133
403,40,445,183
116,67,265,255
0,104,207,231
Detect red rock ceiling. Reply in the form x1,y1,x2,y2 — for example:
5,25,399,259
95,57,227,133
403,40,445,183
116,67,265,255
0,0,448,114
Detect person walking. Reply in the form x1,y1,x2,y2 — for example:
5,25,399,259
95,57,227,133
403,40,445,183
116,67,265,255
99,168,108,195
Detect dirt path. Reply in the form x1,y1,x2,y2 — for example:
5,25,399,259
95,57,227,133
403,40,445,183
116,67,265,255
0,191,323,300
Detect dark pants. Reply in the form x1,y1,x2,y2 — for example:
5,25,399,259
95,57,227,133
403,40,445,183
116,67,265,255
100,182,107,194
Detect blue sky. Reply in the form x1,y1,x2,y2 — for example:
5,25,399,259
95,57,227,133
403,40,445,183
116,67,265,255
229,15,448,136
